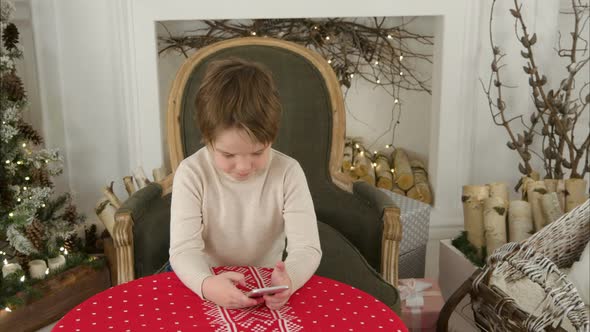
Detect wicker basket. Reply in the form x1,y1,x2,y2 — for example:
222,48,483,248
438,199,590,332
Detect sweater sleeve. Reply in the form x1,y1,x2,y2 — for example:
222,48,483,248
282,162,322,291
169,161,212,299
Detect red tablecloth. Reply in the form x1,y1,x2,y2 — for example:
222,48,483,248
54,266,407,331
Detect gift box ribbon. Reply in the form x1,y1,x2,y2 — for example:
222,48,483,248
399,279,441,313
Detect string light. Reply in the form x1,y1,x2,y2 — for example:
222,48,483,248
312,26,318,30
41,203,46,207
64,249,69,255
373,151,378,154
60,247,65,252
23,187,27,191
325,36,330,41
385,144,392,148
372,163,377,167
394,99,399,104
327,59,332,64
387,34,393,39
22,143,26,148
350,166,355,170
349,74,354,78
16,198,21,202
376,78,380,84
4,307,11,312
8,213,13,218
374,61,379,66
20,276,25,282
3,259,7,265
355,144,360,149
25,177,30,181
359,150,364,156
399,55,404,61
45,268,50,275
390,168,395,173
399,71,404,76
5,160,9,164
45,160,49,163
250,31,256,36
16,160,23,165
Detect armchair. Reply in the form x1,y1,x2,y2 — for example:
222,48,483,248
113,37,402,311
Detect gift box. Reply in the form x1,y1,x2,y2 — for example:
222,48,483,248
399,278,444,332
379,189,432,278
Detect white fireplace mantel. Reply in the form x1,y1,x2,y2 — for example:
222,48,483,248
114,0,481,231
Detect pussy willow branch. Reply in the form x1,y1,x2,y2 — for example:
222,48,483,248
484,0,589,179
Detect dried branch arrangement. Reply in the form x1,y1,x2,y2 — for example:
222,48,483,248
158,18,433,148
482,0,590,181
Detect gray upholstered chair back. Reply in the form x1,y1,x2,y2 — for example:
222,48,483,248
168,38,383,270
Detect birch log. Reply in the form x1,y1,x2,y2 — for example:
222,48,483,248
101,182,121,208
565,179,588,212
489,182,509,202
462,185,490,255
541,192,563,224
95,198,117,236
527,181,548,232
391,148,414,191
342,141,353,171
352,148,372,178
483,196,508,255
409,160,432,204
544,179,558,193
520,177,536,200
152,167,168,182
133,166,150,189
392,183,405,195
556,180,566,211
374,154,393,190
123,176,136,195
508,200,533,242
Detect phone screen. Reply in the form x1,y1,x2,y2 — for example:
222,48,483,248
246,285,289,298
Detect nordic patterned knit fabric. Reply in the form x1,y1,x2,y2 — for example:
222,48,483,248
169,147,322,298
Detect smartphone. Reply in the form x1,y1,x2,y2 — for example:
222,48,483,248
246,285,289,298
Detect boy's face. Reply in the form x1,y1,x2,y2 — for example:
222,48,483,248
210,127,271,181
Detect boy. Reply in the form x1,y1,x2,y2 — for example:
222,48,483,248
169,58,322,310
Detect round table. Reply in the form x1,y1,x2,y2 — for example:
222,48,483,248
54,266,407,331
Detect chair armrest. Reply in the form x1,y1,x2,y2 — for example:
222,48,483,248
352,181,402,286
113,183,165,285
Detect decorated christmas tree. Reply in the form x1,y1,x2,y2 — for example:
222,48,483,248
1,1,97,310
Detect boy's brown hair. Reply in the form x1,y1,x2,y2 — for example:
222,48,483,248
195,57,282,145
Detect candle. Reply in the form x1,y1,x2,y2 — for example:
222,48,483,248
2,263,22,278
48,255,66,272
29,260,47,279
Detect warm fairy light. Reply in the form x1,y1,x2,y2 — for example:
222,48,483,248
60,247,65,252
64,249,69,255
22,143,26,148
45,160,49,163
350,166,355,170
23,187,27,191
355,144,360,149
16,198,21,202
394,99,399,104
390,168,395,173
359,151,364,156
313,26,318,30
41,204,46,207
325,36,330,40
25,177,29,181
5,307,11,312
387,34,393,39
373,151,377,154
372,163,377,167
399,72,404,76
3,259,7,265
399,55,404,61
349,73,354,78
385,144,392,148
17,160,22,165
251,31,256,36
20,276,25,282
376,79,380,84
5,160,9,164
327,59,332,64
8,213,14,218
374,61,379,66
45,268,49,275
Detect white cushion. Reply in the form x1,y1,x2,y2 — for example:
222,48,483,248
568,241,590,306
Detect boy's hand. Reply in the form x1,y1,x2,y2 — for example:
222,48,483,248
264,261,293,310
202,272,264,309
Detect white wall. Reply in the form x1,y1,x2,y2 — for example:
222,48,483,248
26,0,588,240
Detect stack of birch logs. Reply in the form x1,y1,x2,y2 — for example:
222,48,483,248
342,138,433,204
462,174,589,257
94,166,168,237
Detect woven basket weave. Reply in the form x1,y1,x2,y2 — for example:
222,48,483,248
439,199,590,332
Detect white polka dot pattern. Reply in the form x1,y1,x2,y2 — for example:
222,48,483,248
53,267,407,331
